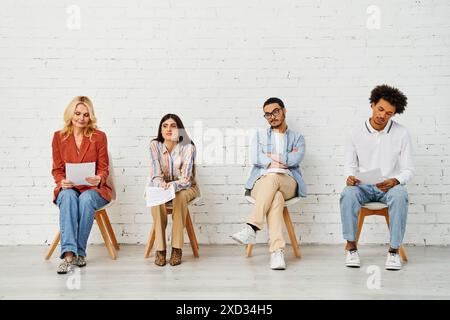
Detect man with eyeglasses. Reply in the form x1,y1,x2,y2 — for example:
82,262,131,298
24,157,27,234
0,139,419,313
231,97,307,270
341,85,414,271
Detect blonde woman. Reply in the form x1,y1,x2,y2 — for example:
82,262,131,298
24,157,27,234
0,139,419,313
51,96,111,274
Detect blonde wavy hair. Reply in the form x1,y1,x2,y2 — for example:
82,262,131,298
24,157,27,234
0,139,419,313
60,96,98,139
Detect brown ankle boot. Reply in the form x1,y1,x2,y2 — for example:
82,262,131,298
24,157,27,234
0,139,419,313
169,248,182,266
155,250,166,266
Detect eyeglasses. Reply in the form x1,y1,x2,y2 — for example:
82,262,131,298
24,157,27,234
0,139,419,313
263,108,282,119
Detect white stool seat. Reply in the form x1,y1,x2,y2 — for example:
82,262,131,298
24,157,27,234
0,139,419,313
96,199,115,211
362,202,388,210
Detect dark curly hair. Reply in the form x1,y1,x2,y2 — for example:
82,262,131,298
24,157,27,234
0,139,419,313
369,85,407,114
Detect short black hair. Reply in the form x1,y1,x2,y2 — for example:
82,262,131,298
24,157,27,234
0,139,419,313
370,85,407,114
263,97,285,109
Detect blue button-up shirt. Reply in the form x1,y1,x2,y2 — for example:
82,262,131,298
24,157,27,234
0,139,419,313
245,127,307,198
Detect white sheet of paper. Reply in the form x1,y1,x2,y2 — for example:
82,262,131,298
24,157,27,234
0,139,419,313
65,162,96,186
146,184,175,207
355,168,384,185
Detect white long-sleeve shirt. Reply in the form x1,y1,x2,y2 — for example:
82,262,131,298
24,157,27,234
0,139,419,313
344,119,415,185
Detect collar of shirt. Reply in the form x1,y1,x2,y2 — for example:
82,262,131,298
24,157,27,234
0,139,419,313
365,119,393,134
267,126,290,136
161,142,180,155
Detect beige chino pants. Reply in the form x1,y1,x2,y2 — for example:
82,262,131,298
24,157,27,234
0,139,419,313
151,185,199,251
247,174,297,252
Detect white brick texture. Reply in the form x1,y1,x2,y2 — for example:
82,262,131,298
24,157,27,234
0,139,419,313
0,0,449,246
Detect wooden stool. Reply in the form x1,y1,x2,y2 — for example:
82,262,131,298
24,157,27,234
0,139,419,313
45,152,120,260
353,202,408,262
244,191,301,258
144,198,200,258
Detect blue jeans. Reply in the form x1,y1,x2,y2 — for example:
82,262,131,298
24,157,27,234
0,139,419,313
340,185,408,249
56,189,109,259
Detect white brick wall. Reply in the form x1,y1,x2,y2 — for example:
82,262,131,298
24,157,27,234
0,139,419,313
1,0,449,246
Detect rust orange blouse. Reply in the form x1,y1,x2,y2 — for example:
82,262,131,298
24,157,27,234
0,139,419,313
51,129,112,203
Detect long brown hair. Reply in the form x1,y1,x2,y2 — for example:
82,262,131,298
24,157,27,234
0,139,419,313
152,114,196,177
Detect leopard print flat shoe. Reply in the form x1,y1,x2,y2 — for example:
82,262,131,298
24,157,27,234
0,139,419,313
57,259,73,274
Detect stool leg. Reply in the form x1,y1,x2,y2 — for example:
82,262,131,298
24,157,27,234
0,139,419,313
96,212,117,260
355,209,366,245
186,210,199,249
246,244,254,257
399,246,408,262
99,209,120,251
185,211,199,258
384,212,390,227
283,207,301,258
45,231,61,260
144,226,156,258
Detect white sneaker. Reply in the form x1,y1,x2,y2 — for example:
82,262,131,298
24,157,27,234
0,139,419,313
231,224,256,245
385,252,402,270
270,249,286,270
345,249,361,268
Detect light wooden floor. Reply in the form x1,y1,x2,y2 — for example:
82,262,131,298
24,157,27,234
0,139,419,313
0,244,449,300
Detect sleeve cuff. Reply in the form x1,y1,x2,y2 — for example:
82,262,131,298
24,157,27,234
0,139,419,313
393,175,405,185
99,175,107,187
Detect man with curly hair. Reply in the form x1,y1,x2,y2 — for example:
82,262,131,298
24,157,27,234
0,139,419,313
340,85,414,271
